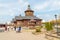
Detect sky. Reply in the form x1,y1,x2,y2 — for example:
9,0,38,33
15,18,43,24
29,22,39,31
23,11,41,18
0,0,60,23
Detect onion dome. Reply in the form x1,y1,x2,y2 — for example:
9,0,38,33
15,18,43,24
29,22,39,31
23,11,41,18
25,5,34,13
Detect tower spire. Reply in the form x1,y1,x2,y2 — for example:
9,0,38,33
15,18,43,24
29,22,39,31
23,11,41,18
28,5,30,10
25,5,34,16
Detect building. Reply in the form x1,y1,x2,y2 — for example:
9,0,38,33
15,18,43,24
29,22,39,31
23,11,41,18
12,5,42,28
0,24,7,31
0,24,6,28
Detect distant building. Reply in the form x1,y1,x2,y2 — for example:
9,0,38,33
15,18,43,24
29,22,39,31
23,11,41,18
0,24,6,27
12,5,42,28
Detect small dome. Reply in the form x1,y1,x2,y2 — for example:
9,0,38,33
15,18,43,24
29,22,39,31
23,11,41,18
25,5,34,13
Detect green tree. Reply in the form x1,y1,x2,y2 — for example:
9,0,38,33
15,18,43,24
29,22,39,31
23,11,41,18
45,22,53,31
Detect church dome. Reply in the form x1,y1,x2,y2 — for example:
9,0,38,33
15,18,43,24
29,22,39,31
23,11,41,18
25,5,34,13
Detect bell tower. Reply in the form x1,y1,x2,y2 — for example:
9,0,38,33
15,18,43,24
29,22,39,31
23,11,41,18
25,5,34,16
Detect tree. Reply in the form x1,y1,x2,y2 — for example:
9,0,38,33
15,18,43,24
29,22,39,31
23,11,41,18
45,22,53,31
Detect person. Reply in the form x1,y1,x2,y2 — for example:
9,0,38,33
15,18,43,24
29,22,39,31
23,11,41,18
14,26,16,31
7,26,9,31
5,26,7,31
16,27,19,32
11,26,13,31
16,26,21,33
18,26,21,32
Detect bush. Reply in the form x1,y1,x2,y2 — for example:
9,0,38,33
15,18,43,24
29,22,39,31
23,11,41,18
45,22,53,31
35,26,42,32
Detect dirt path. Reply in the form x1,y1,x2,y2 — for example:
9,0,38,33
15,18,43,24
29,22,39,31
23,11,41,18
0,30,48,40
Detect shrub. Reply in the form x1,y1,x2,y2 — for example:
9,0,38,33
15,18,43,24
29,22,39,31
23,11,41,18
35,26,42,32
45,22,53,31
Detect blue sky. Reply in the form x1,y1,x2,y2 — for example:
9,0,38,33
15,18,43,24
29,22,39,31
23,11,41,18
0,0,60,23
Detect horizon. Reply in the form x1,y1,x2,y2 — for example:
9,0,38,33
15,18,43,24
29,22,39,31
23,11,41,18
0,0,60,24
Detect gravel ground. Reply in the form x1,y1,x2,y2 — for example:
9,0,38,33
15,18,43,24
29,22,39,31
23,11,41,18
0,27,60,40
0,29,47,40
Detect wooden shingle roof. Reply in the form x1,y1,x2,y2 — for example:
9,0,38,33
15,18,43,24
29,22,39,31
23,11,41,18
14,16,42,20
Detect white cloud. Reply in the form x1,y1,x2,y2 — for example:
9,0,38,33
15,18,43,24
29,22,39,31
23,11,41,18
0,2,20,16
36,14,55,22
0,0,29,16
0,0,29,23
17,0,29,16
34,2,48,10
48,0,60,11
34,0,60,12
0,1,20,23
18,0,29,7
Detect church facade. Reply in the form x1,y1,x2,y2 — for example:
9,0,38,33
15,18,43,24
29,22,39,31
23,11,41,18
12,5,42,28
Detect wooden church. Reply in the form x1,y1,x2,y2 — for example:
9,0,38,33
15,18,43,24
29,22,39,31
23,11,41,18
12,5,42,28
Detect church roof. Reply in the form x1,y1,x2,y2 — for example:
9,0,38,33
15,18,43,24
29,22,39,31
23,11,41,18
25,9,34,12
14,16,42,21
